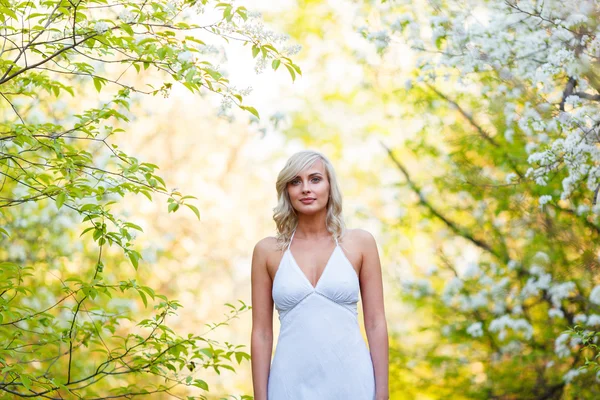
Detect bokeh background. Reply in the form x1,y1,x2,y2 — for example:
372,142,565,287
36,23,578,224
2,0,600,399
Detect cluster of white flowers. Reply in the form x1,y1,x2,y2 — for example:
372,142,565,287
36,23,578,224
489,315,533,340
548,308,564,319
587,314,600,326
538,195,552,208
177,50,195,64
505,172,517,184
247,10,262,19
573,314,588,324
165,1,178,16
590,285,600,305
520,269,551,299
458,291,488,311
461,261,480,279
466,322,483,337
366,30,391,52
282,44,303,57
241,20,289,46
254,56,267,74
554,332,572,358
118,8,136,24
220,95,233,111
500,340,523,355
441,276,463,303
94,21,110,34
197,44,221,55
548,282,576,308
401,278,434,299
378,0,600,206
563,368,587,383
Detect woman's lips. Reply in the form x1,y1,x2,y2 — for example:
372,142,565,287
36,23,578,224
300,198,316,204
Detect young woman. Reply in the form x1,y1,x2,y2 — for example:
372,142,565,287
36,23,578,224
251,150,389,400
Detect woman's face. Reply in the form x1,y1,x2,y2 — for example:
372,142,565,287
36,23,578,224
287,159,330,215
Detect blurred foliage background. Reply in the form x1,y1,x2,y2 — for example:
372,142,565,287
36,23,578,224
1,0,599,399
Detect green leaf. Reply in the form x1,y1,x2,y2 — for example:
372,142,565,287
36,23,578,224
252,45,260,58
128,251,140,270
193,379,209,391
185,204,201,220
21,375,32,391
56,192,66,210
137,289,148,308
124,222,143,232
241,105,260,119
93,76,102,92
120,23,134,36
291,63,302,75
285,64,296,82
1,7,18,21
0,227,10,238
272,59,281,70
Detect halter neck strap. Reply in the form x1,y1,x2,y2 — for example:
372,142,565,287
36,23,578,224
287,229,296,251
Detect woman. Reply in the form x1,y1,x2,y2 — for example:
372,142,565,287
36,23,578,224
251,150,389,400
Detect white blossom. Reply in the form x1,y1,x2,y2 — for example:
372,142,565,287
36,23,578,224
177,51,194,64
441,325,452,336
442,276,463,303
282,44,302,56
489,315,533,341
573,314,587,324
590,285,600,305
254,56,267,74
500,340,523,355
118,9,136,24
548,308,564,319
402,278,434,299
521,272,551,299
586,314,600,326
247,10,262,19
505,172,517,183
555,332,571,358
563,368,586,383
538,195,552,208
366,30,391,52
94,21,110,34
548,282,575,307
462,261,480,279
466,322,484,337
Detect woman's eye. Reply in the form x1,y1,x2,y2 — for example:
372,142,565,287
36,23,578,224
312,177,321,182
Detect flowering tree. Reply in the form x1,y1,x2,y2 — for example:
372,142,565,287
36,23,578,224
0,0,298,398
358,0,600,397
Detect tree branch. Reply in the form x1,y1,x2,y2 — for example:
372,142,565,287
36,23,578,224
381,141,506,261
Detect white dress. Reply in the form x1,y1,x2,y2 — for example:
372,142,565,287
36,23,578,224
268,229,376,400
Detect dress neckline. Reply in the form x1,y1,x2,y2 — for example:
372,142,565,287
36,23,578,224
287,229,338,290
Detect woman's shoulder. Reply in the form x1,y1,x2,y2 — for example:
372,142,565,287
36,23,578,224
341,228,377,248
342,228,376,241
253,236,281,257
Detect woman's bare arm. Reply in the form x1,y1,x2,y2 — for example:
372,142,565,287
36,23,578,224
251,238,275,400
358,229,389,400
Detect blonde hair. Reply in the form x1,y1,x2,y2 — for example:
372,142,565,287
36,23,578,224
273,150,346,251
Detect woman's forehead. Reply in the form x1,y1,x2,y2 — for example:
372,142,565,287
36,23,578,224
299,159,325,175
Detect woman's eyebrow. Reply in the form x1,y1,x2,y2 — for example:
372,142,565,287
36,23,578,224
292,172,323,179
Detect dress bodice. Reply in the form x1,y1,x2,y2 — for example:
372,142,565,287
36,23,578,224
271,230,360,322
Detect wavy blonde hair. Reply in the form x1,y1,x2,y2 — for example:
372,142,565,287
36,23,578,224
273,150,346,251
